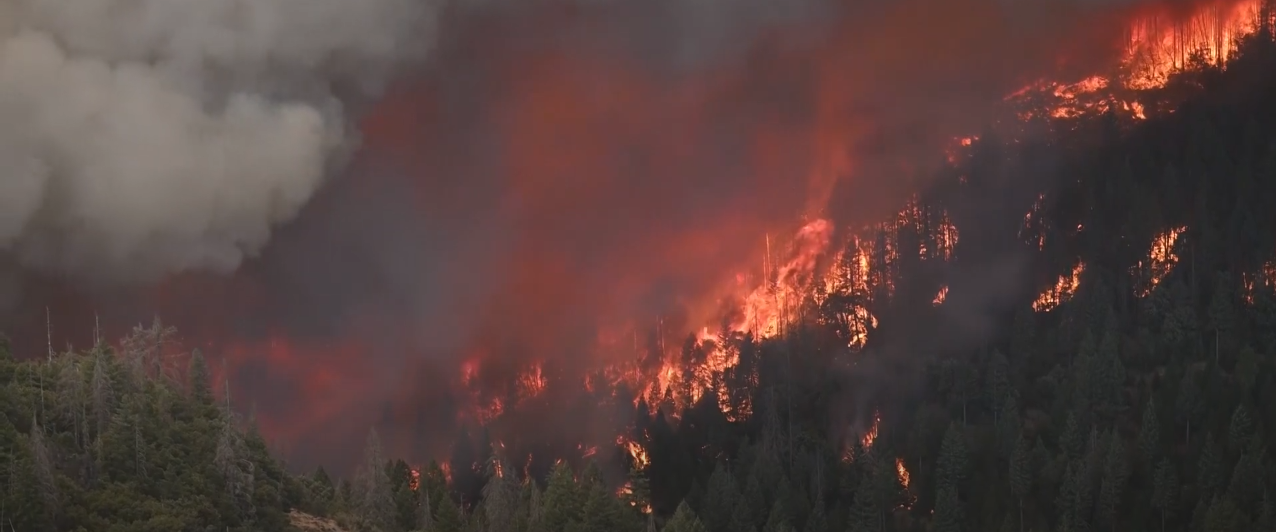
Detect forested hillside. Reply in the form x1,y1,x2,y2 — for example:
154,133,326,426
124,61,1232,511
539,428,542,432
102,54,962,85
6,16,1276,532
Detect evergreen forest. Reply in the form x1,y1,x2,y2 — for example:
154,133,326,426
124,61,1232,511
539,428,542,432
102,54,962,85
7,14,1276,532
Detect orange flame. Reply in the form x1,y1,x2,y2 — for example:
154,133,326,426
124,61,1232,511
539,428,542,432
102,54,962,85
1122,0,1264,90
862,410,881,449
1004,0,1266,121
1242,261,1276,304
1034,262,1086,312
1133,226,1186,297
618,434,650,470
616,481,653,514
517,363,548,402
932,285,949,306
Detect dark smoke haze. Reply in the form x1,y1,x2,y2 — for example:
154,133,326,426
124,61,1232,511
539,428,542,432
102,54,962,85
0,0,1223,471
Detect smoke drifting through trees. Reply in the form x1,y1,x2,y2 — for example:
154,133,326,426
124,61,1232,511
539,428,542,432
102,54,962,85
0,0,1261,471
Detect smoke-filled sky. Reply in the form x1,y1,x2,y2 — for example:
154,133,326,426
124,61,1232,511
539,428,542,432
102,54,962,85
0,0,1239,469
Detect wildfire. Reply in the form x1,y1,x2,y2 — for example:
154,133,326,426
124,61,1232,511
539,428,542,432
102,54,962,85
616,482,653,514
1021,193,1047,251
440,462,452,485
861,410,881,449
409,467,421,492
517,363,548,401
314,0,1265,481
1033,262,1086,312
1122,0,1264,90
618,434,650,469
932,285,948,306
1242,261,1276,304
1004,0,1266,121
896,458,910,489
1133,226,1186,297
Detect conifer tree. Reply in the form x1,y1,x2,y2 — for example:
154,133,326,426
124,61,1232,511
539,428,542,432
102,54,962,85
358,428,396,532
1151,458,1177,532
663,500,707,532
1008,434,1031,532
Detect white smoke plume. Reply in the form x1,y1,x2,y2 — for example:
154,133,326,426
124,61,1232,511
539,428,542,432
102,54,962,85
0,0,437,284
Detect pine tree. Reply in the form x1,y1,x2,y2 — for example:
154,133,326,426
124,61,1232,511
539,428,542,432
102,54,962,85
1151,458,1177,532
541,461,583,532
1137,398,1160,465
1098,434,1129,532
29,419,58,521
1059,411,1084,460
357,428,396,531
482,463,518,532
1225,451,1262,511
986,350,1010,427
664,500,708,532
1226,404,1253,455
936,424,968,489
622,462,652,516
932,483,962,532
1175,370,1202,445
581,473,634,532
1198,435,1224,499
846,466,880,532
1207,273,1236,364
803,494,827,532
763,497,791,532
433,494,464,532
1008,434,1031,532
188,349,212,406
701,462,739,532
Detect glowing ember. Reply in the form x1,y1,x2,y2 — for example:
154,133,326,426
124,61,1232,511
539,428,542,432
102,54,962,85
1034,262,1086,312
618,435,650,469
1243,261,1276,304
1021,193,1047,251
932,286,948,306
616,482,653,514
861,410,881,449
516,363,548,402
1132,226,1186,298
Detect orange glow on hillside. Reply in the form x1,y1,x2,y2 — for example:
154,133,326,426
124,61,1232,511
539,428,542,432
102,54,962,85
1004,0,1265,120
1122,0,1264,89
1133,226,1187,297
933,286,949,306
862,410,882,449
1243,261,1276,304
107,0,1274,475
618,434,650,470
1034,262,1086,312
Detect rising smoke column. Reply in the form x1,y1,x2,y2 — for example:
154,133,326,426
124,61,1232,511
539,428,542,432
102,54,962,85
0,0,437,289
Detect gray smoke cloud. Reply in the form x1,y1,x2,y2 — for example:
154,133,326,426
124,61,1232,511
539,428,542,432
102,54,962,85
0,0,438,284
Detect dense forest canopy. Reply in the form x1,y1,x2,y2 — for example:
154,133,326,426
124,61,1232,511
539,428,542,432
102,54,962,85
6,5,1276,532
